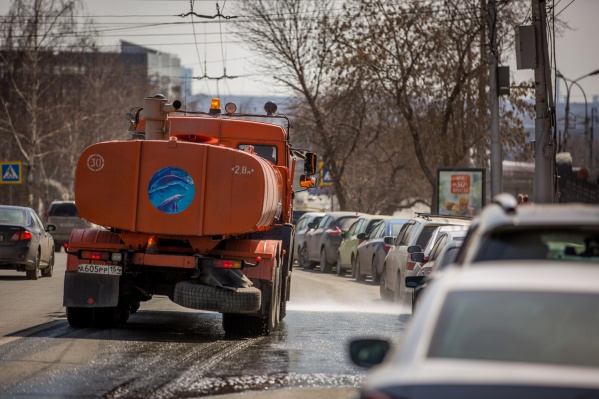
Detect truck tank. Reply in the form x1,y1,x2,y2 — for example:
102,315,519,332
75,139,283,237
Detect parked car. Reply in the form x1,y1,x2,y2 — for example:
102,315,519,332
350,262,599,399
337,214,392,277
380,213,471,306
407,229,467,312
0,205,56,280
456,193,599,265
44,200,97,252
303,211,362,273
294,211,325,267
353,218,408,283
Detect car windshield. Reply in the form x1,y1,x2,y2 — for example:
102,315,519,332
474,228,599,263
0,208,26,225
427,290,599,367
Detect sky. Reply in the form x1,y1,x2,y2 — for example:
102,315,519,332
1,0,598,104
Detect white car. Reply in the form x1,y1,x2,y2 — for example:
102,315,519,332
350,262,599,399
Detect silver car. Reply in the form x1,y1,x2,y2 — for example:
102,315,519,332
350,262,599,398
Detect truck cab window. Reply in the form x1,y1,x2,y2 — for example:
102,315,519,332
238,144,277,164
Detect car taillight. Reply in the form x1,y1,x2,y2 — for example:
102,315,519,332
383,243,391,253
10,231,31,241
326,226,342,237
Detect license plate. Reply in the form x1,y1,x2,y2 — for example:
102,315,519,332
77,264,122,275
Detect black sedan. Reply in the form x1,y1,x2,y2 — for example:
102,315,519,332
0,205,56,280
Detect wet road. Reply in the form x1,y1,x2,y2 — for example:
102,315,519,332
0,253,410,398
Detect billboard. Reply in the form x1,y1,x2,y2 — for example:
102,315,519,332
436,168,485,217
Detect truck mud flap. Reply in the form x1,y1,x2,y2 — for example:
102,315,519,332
173,280,261,313
63,270,120,307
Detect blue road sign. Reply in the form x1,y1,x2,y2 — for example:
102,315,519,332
1,161,22,184
319,161,333,187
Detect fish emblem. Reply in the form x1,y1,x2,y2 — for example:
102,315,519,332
157,194,184,213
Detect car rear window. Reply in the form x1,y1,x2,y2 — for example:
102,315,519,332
415,225,438,248
337,216,359,231
0,208,26,225
48,203,78,217
427,290,599,367
474,228,599,263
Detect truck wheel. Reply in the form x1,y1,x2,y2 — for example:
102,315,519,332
41,250,54,278
66,307,93,328
320,249,332,273
94,307,121,328
222,259,282,337
222,313,266,337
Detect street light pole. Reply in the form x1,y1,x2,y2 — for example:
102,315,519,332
557,69,599,164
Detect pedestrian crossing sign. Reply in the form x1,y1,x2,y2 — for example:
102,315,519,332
1,161,22,184
319,161,333,187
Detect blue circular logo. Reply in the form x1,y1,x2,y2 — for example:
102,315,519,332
148,167,195,214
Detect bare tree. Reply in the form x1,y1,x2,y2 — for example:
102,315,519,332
0,0,153,212
234,0,369,211
333,0,532,189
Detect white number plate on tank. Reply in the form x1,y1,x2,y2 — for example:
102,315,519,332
78,264,122,275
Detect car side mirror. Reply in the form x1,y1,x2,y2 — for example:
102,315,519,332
307,222,315,230
405,275,426,288
349,339,391,369
340,231,347,239
356,232,366,240
46,224,56,232
407,245,422,254
304,152,317,175
383,236,395,246
410,252,425,262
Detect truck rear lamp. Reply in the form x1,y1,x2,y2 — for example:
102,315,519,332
199,257,260,270
214,259,242,269
81,250,110,261
209,98,221,115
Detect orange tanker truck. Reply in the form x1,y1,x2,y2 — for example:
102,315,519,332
63,94,317,336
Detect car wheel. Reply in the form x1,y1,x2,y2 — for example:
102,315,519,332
41,249,54,277
26,249,40,280
393,273,402,304
355,256,365,282
299,245,315,269
336,258,344,276
320,249,332,273
350,256,357,279
371,255,381,285
379,266,393,301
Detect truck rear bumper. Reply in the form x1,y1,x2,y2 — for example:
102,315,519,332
173,280,261,313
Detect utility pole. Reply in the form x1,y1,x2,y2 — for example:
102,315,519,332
488,0,502,197
532,0,555,202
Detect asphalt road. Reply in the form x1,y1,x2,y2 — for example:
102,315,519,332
0,253,410,398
